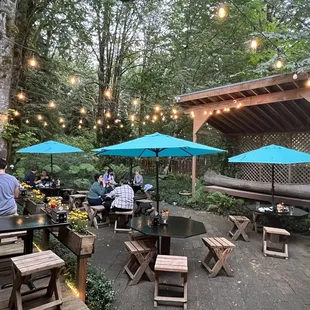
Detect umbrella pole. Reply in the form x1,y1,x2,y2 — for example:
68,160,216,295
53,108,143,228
51,154,53,189
271,164,276,211
155,153,160,213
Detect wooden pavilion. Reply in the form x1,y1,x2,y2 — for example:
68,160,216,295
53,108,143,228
176,71,310,194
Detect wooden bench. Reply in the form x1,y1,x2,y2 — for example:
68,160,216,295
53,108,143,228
263,226,290,259
0,231,26,244
154,255,188,309
123,241,156,286
114,210,133,233
228,215,250,241
128,231,158,247
88,205,108,229
69,194,87,210
9,250,65,310
202,237,235,278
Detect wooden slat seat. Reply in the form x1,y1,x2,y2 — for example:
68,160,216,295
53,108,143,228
9,250,65,310
69,194,87,210
154,255,188,309
228,215,250,241
263,226,290,259
0,231,26,240
114,210,133,233
201,237,235,278
123,241,156,286
128,231,158,247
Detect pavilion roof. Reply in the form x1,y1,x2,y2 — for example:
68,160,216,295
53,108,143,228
176,71,310,135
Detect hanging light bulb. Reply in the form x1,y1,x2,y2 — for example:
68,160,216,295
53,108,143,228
216,110,221,114
204,111,207,115
250,39,258,51
190,111,195,118
172,108,177,114
276,59,283,69
154,105,161,112
14,111,19,116
37,114,43,121
93,125,97,129
174,115,179,119
145,115,150,120
209,111,213,115
105,111,111,118
162,116,166,121
104,89,112,99
130,115,135,121
28,57,38,68
107,125,110,129
120,124,124,128
59,117,64,123
78,124,82,129
79,119,83,124
43,121,48,127
153,115,158,121
293,73,298,80
25,119,29,124
62,124,66,128
97,119,102,125
170,115,173,119
80,107,86,114
306,78,310,87
17,92,26,101
217,3,228,19
131,123,134,127
48,100,56,108
69,75,78,85
142,121,146,125
132,98,139,105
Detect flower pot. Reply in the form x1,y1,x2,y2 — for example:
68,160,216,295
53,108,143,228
26,200,45,215
58,226,96,256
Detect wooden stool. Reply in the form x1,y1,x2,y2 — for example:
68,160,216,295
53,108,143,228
69,194,86,210
9,250,65,310
154,255,188,309
202,237,235,278
0,231,26,245
114,210,133,233
88,205,108,229
124,241,156,285
77,190,89,195
228,215,250,241
263,226,290,259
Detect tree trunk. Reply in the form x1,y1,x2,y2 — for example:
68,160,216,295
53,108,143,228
0,0,17,158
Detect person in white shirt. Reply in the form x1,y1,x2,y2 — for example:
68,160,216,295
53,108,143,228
104,179,134,212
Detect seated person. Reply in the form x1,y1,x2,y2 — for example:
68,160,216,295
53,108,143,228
0,158,20,216
24,166,41,188
133,171,143,186
104,178,134,212
103,168,115,186
37,170,52,187
87,174,106,206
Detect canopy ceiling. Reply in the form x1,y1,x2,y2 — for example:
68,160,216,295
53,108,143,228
176,72,310,135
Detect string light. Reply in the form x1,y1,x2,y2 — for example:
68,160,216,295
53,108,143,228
293,73,298,80
153,115,158,121
154,105,161,112
174,115,178,119
14,111,19,116
79,119,83,124
120,124,124,128
190,111,195,118
306,78,310,87
250,39,258,51
276,59,283,69
97,119,102,125
217,3,228,19
105,111,111,118
209,111,213,115
25,119,29,124
78,124,82,129
48,100,56,108
68,75,78,85
28,57,38,68
145,115,150,120
93,125,97,129
172,108,177,114
130,115,135,121
237,103,242,109
132,98,139,105
216,110,221,114
37,114,43,120
43,121,47,127
80,107,86,114
62,124,66,128
131,123,134,127
142,121,146,125
204,111,207,115
114,119,121,124
104,89,112,99
59,117,64,123
151,119,155,123
17,92,26,101
107,125,110,129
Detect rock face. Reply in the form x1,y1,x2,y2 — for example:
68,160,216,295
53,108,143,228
204,170,310,199
0,0,17,157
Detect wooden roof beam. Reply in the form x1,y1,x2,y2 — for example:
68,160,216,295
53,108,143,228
215,114,249,133
177,72,309,103
240,109,273,130
278,102,305,129
226,112,263,133
183,88,310,114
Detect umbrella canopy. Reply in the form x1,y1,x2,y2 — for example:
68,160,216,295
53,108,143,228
228,144,310,207
95,132,224,157
17,140,83,174
228,144,310,164
95,132,226,212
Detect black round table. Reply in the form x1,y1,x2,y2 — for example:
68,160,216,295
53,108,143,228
248,205,309,229
128,216,207,254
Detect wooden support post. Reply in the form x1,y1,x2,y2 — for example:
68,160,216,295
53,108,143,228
41,229,50,250
76,256,88,302
192,134,197,195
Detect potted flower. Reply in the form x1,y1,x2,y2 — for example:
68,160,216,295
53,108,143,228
58,209,96,256
26,189,46,214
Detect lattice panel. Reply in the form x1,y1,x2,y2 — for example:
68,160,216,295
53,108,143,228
236,133,310,184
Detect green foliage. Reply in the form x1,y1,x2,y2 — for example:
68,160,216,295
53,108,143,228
104,163,129,182
74,178,91,189
204,192,246,216
43,164,61,173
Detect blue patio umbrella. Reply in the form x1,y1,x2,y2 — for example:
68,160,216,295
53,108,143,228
95,132,226,212
228,144,310,206
17,140,83,174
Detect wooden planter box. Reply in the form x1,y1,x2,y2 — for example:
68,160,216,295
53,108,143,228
26,200,45,215
58,226,96,256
